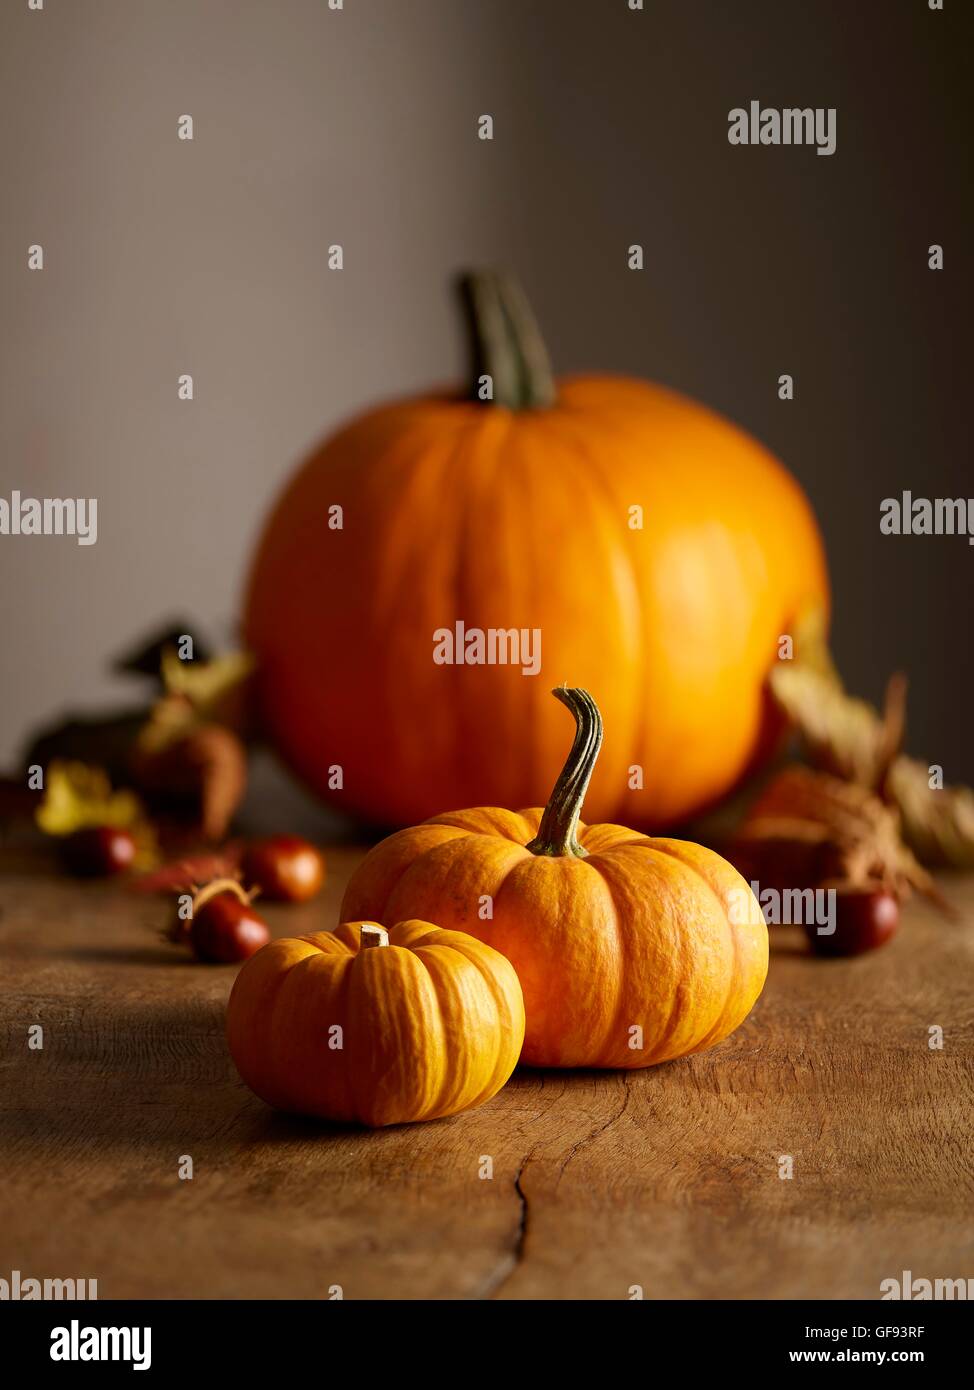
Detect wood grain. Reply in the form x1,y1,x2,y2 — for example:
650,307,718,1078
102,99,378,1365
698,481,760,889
1,843,972,1300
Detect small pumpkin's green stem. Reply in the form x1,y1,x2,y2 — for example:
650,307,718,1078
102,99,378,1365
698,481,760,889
457,269,556,411
526,688,603,859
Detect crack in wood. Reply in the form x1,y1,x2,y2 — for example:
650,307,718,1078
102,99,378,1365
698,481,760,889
482,1075,631,1299
556,1075,631,1185
473,1152,532,1301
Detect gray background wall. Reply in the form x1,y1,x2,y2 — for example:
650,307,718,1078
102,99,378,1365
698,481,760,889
1,1,970,787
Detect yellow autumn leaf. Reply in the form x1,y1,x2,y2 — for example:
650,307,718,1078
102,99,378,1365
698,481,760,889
159,647,254,728
35,761,145,837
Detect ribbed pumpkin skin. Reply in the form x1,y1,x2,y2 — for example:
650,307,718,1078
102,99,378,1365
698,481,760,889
341,809,769,1069
226,919,525,1126
244,377,828,829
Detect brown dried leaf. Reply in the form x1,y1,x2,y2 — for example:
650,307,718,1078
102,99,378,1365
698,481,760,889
129,844,244,895
768,663,904,790
24,710,147,786
768,611,974,870
886,757,974,869
727,815,841,893
131,720,247,842
739,765,945,909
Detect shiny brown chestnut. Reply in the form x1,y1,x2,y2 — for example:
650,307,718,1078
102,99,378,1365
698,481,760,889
240,835,325,903
61,826,137,878
804,886,900,957
186,879,270,963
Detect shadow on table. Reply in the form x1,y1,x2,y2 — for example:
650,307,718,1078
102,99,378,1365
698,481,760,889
0,992,385,1154
62,942,192,967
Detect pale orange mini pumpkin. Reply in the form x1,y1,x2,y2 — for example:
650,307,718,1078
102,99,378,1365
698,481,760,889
342,689,768,1069
226,919,525,1126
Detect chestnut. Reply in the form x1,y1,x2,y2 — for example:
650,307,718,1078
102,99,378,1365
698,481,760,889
804,886,900,957
240,835,325,903
186,879,270,963
61,826,137,878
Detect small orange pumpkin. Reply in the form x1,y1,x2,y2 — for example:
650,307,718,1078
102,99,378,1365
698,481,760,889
341,688,768,1069
226,919,525,1126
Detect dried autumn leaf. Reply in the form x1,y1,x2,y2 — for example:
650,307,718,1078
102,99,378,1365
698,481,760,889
113,623,212,678
134,693,197,752
751,765,889,841
24,710,147,788
35,761,146,837
740,765,946,910
785,604,840,681
727,814,842,893
768,663,905,790
768,612,974,869
159,647,254,732
886,757,974,869
131,703,247,842
129,844,244,894
171,726,247,842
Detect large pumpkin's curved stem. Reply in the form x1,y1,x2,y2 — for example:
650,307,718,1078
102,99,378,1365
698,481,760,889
525,688,603,859
457,270,556,411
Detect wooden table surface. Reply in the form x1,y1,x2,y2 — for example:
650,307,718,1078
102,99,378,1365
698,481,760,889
2,843,972,1301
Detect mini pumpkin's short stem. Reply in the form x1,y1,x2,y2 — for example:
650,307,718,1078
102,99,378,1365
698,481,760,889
457,269,556,411
525,688,603,859
360,925,389,949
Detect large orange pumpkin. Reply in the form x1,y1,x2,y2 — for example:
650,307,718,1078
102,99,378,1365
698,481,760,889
245,270,828,827
226,919,525,1126
341,688,768,1069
